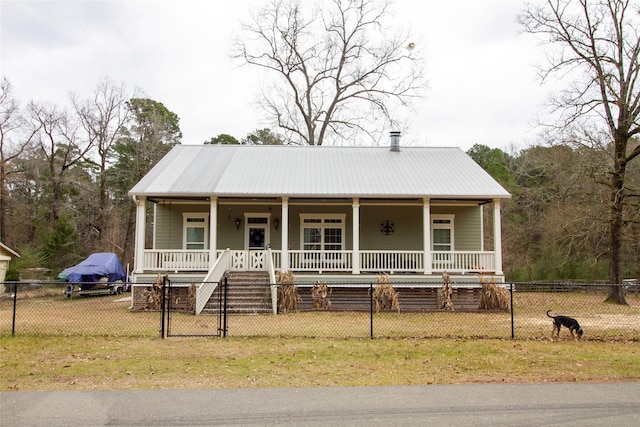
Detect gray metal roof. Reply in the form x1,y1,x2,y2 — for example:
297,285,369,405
129,145,511,199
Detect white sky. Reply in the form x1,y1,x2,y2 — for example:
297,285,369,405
1,0,552,151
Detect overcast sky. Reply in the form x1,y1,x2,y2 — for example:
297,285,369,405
1,0,552,151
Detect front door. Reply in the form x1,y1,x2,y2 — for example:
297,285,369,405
245,216,269,270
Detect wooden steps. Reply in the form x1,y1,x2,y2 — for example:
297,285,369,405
202,271,272,315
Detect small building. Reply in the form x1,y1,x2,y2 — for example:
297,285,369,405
128,134,511,312
0,242,20,292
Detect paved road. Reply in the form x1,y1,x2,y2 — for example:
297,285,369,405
2,382,639,426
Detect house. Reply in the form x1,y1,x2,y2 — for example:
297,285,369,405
128,133,511,312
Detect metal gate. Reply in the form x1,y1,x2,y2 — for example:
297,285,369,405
162,277,227,338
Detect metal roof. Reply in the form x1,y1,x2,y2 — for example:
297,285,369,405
129,145,511,199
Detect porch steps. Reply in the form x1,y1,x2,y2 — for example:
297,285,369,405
202,271,272,315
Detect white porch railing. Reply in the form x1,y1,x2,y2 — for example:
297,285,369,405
360,251,424,272
142,249,496,273
143,250,210,271
431,251,495,273
288,250,352,272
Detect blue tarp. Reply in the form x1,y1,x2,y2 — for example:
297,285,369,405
58,252,127,285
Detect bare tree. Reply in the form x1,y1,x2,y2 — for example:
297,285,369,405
519,0,640,303
0,77,35,242
233,0,424,146
72,78,130,245
27,102,93,223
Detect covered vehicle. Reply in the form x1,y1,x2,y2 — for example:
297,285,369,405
59,252,128,296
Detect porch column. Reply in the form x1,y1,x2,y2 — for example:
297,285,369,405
281,197,289,270
209,197,218,268
423,198,432,274
134,196,147,273
493,198,504,275
352,197,360,274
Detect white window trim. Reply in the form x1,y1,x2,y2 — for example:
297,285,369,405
300,214,346,251
183,213,209,250
431,214,455,251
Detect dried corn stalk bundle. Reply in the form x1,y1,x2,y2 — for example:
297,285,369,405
441,271,454,311
143,274,165,310
373,273,399,313
278,285,300,314
187,283,196,313
311,282,332,309
478,273,510,311
276,270,299,313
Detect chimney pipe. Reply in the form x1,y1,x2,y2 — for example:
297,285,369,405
390,131,401,152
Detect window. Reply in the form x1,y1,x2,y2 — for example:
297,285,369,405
432,215,454,251
301,215,345,251
183,213,208,250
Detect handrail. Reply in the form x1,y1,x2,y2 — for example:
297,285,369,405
266,248,277,314
195,249,230,315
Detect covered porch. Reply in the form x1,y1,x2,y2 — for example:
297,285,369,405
132,196,505,278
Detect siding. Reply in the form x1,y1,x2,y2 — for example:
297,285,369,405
154,202,482,252
360,205,423,250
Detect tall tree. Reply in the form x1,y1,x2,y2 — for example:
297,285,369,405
242,128,285,145
26,101,92,223
72,78,130,246
519,0,640,303
233,0,424,146
110,98,181,265
204,134,240,145
0,77,34,242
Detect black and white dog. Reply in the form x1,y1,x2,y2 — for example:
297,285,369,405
547,310,583,340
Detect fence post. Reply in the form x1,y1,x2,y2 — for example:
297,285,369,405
222,276,228,338
12,282,18,336
510,282,514,339
218,280,223,336
370,282,374,339
160,275,166,339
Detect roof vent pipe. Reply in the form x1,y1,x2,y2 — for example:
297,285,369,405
390,131,401,152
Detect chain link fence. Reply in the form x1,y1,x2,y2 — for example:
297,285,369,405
2,280,638,340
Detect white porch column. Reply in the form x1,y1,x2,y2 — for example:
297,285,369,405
281,197,289,270
493,198,504,275
209,197,218,268
134,196,147,273
352,197,360,274
423,198,432,274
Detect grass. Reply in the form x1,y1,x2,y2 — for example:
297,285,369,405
1,286,639,391
1,335,639,391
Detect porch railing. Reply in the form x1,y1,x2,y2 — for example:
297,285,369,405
288,250,353,272
143,250,210,271
360,250,423,272
431,251,495,273
142,249,496,274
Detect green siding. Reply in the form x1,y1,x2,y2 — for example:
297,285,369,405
360,206,423,250
154,202,482,251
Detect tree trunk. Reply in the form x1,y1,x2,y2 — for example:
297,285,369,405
605,150,627,305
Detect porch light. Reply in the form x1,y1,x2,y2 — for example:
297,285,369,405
274,218,279,230
235,217,241,230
